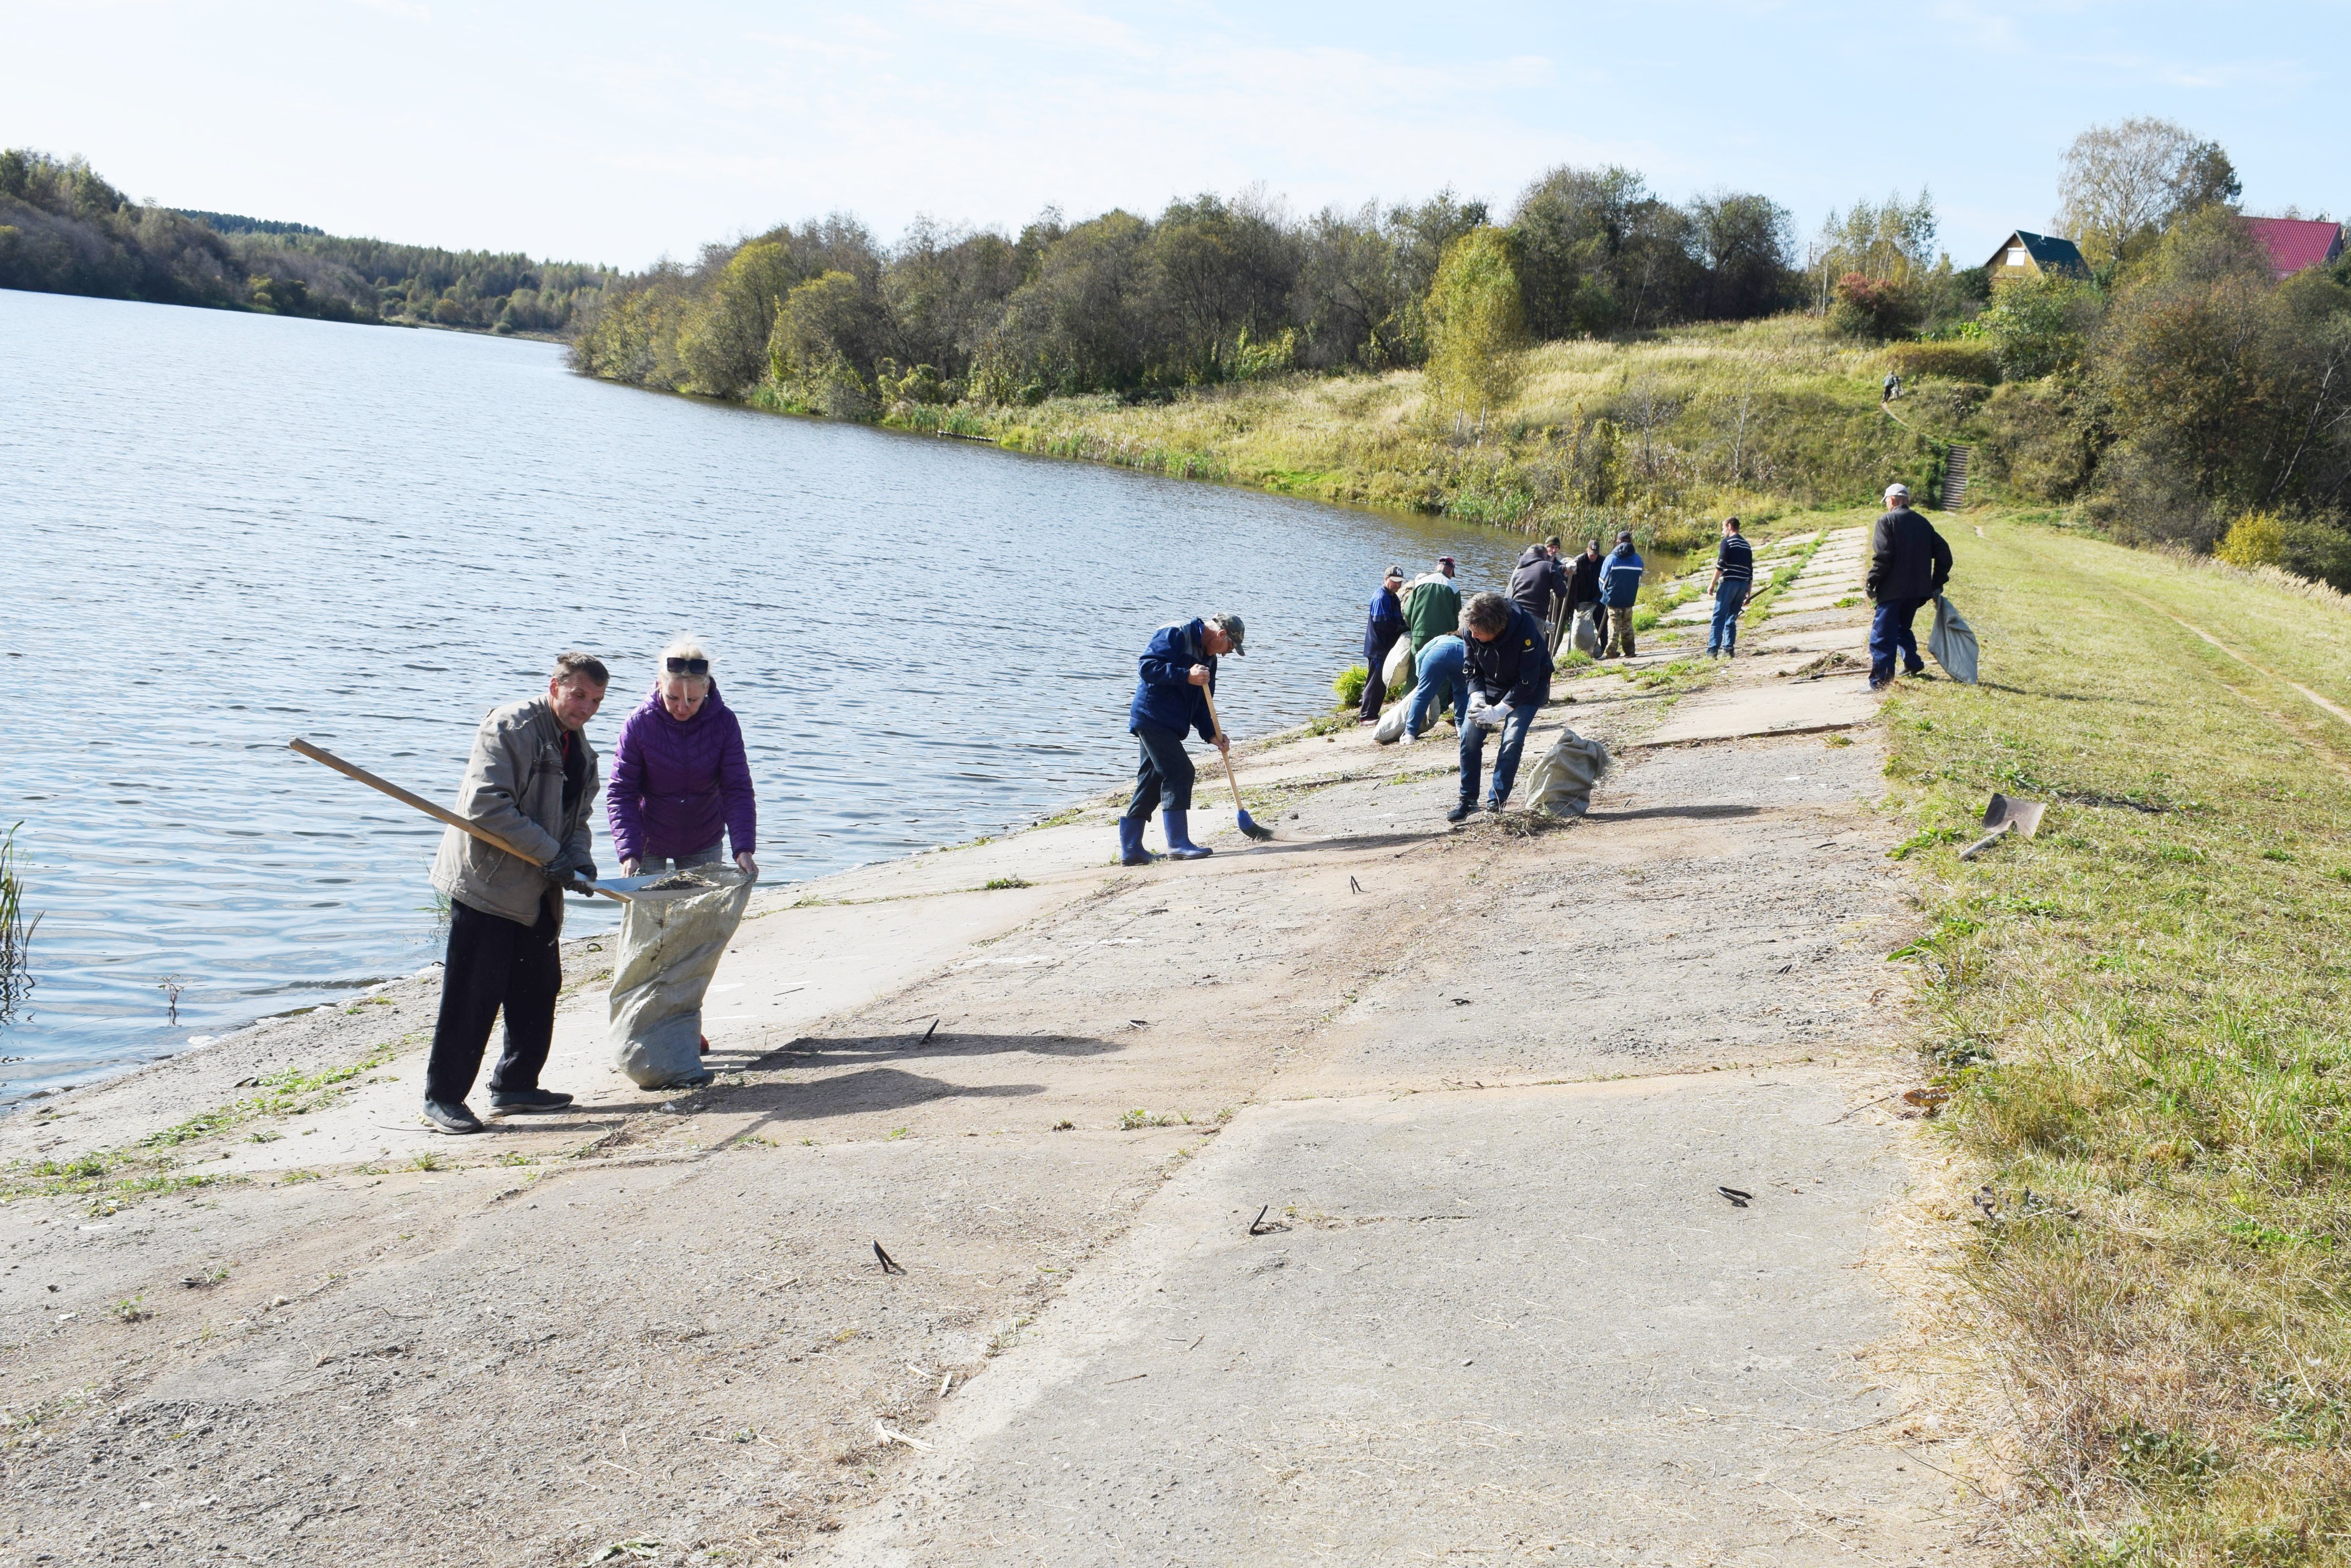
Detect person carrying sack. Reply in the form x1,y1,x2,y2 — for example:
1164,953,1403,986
1866,482,1954,689
1566,539,1604,656
1358,566,1406,724
422,651,609,1135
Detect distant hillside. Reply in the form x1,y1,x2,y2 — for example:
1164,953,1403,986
0,150,611,334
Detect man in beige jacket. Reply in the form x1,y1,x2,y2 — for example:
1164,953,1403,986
422,651,609,1134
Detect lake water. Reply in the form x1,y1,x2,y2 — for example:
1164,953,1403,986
0,288,1528,1107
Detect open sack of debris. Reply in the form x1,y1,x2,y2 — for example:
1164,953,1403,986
608,866,756,1088
1526,727,1612,818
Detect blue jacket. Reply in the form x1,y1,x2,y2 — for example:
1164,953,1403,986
1600,546,1646,609
1464,604,1554,709
1363,586,1405,661
1129,618,1219,743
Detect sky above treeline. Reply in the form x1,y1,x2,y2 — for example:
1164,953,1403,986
4,0,2341,271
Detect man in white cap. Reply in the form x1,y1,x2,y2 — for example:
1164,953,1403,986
1865,482,1953,690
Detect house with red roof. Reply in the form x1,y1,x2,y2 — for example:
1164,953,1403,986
2242,217,2345,280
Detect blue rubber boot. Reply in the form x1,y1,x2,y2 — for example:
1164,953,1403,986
1163,810,1214,860
1118,815,1158,867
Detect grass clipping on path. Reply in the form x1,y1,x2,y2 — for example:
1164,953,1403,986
1881,515,2351,1565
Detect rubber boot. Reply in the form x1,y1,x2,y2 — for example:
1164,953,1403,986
1163,810,1214,860
1118,815,1158,867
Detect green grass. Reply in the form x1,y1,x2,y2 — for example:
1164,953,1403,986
1,1036,411,1212
1879,512,2351,1564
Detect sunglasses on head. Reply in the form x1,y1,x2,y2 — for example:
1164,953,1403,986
666,657,710,676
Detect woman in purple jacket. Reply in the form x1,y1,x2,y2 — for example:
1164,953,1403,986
607,638,759,880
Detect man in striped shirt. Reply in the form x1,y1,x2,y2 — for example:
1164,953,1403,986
1706,516,1754,657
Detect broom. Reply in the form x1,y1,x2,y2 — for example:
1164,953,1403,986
1199,686,1274,842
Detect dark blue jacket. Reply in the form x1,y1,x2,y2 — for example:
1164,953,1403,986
1129,618,1219,743
1464,604,1555,709
1363,586,1405,661
1600,546,1646,609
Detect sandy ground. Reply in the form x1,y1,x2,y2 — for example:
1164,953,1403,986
0,529,1991,1566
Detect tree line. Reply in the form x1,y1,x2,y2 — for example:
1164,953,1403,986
570,171,1809,414
0,150,611,334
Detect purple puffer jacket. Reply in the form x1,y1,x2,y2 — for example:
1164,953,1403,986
605,679,757,865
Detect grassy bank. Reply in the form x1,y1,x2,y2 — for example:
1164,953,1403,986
888,316,1938,556
1878,512,2351,1563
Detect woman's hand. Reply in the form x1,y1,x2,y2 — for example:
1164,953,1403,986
1187,664,1211,686
620,858,642,876
735,852,759,880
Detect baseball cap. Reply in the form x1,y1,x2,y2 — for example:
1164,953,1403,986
1209,612,1247,655
1885,482,1911,500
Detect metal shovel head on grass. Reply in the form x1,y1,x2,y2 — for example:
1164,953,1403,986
1958,793,2045,860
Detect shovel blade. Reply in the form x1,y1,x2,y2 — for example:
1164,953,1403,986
1982,793,2046,839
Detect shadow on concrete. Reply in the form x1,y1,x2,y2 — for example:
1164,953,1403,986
1232,830,1447,857
716,1065,1048,1136
1582,804,1763,823
742,1032,1121,1069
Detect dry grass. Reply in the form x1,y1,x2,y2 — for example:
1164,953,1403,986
892,316,1932,547
1874,511,2351,1565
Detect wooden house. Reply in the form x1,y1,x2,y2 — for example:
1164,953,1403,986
1983,230,2090,283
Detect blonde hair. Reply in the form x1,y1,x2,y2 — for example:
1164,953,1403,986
659,635,712,688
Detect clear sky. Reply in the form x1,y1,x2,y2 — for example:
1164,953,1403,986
4,1,2340,270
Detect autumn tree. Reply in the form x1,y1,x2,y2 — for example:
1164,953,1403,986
1422,226,1526,416
2056,118,2241,268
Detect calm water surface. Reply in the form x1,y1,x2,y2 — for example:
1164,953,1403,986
0,289,1525,1105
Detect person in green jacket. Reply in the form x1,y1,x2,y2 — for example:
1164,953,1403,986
1396,556,1462,706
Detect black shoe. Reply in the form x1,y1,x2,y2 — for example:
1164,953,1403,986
1483,799,1504,814
1446,801,1474,823
422,1099,484,1135
487,1087,574,1113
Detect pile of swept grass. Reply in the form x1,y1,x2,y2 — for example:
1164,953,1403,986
1880,513,2351,1564
892,316,1941,549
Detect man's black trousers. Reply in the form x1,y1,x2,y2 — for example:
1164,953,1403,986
1126,722,1195,817
425,896,561,1104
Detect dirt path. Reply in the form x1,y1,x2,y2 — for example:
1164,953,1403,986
0,529,1985,1566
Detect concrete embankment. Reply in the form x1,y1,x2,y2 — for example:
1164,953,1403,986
0,525,1990,1566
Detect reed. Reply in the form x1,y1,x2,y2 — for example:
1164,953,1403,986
0,821,37,1024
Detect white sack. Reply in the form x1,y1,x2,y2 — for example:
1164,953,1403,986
1929,594,1980,685
1527,728,1613,818
1381,632,1415,688
609,867,755,1089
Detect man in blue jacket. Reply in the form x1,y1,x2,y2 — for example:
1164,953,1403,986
1450,592,1553,821
1358,566,1406,723
1599,531,1645,659
1123,612,1246,865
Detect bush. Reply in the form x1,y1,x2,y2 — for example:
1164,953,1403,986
1828,273,1920,340
1333,663,1370,706
1886,341,1998,384
2216,511,2351,589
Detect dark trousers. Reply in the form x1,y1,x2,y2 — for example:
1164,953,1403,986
1361,632,1400,719
1708,578,1749,655
1127,723,1195,818
424,897,562,1104
1869,596,1930,685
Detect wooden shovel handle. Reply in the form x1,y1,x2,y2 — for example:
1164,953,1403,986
291,739,544,863
1199,685,1247,811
